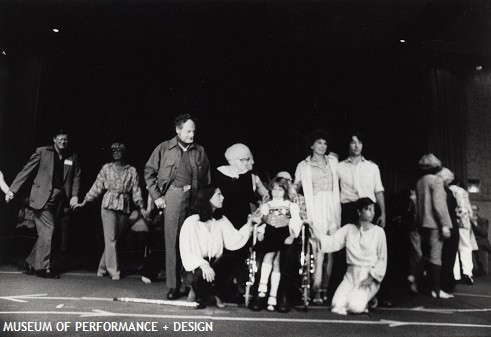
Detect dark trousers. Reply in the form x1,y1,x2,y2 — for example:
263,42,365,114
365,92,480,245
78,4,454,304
191,256,232,302
163,187,190,289
221,244,250,300
277,239,302,303
140,226,165,280
26,189,63,271
441,226,460,293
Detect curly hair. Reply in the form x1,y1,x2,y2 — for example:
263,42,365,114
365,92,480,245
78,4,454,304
307,130,331,149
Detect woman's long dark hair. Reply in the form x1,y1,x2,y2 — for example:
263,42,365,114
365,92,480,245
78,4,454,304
190,184,223,222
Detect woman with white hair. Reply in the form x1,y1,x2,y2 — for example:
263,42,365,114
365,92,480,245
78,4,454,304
216,143,268,229
215,143,268,303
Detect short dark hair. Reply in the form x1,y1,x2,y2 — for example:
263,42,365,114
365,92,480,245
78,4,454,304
268,176,290,201
191,184,222,222
174,113,197,129
347,131,364,145
53,128,69,138
307,130,331,153
355,197,375,212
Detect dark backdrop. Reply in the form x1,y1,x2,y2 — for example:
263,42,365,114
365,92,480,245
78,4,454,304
0,0,486,260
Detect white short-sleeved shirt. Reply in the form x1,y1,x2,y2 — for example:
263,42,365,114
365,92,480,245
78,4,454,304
338,157,384,204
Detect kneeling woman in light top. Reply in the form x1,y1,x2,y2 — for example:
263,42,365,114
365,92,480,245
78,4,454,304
179,184,255,309
309,197,387,315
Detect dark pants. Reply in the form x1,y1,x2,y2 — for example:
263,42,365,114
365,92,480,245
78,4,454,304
163,187,190,289
26,189,63,271
140,226,165,280
441,226,460,293
221,244,250,300
191,256,232,302
277,239,302,303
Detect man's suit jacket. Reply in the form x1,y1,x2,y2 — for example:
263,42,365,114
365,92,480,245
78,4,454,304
9,146,81,210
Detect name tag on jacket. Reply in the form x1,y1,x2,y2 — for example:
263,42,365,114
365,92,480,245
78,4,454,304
64,159,73,166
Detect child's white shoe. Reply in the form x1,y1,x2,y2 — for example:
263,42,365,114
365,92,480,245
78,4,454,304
267,296,276,311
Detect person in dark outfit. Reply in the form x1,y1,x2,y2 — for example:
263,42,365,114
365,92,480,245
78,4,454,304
437,168,460,297
6,129,81,279
215,143,268,302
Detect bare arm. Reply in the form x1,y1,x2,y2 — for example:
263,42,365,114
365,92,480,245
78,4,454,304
375,191,386,228
0,171,9,194
253,174,269,200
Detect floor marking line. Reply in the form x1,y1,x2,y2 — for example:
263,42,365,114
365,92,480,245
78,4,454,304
0,311,490,328
454,292,491,299
3,294,491,314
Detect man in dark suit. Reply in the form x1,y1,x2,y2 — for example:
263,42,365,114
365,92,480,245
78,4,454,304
5,129,81,278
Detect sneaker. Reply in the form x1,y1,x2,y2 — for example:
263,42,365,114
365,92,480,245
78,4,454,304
111,275,120,281
438,290,454,299
431,290,438,298
141,276,152,284
331,307,348,315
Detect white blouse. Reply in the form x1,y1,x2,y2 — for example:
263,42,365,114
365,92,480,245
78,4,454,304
259,199,303,237
319,224,387,282
179,214,251,272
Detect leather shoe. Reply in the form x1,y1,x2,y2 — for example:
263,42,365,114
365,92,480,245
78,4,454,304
277,295,291,313
250,295,266,311
379,299,393,308
20,262,36,275
167,288,180,300
195,301,206,309
24,265,36,275
461,274,474,285
36,269,60,279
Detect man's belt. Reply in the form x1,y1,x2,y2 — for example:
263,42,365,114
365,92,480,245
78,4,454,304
169,184,191,192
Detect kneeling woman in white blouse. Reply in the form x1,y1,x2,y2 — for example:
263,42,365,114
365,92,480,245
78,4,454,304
309,197,387,315
179,184,255,309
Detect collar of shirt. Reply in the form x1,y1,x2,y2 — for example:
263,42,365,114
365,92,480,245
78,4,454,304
217,165,240,179
345,156,367,164
168,136,196,151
